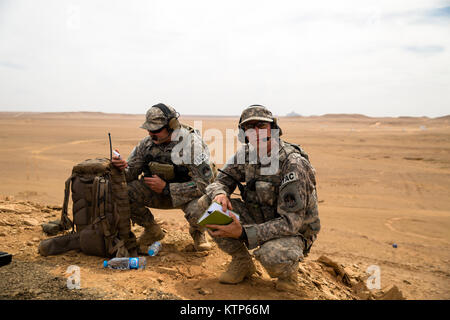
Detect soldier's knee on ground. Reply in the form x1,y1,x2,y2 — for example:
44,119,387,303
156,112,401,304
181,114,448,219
253,237,304,278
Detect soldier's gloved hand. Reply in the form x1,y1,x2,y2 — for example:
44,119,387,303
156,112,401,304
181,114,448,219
111,150,128,171
213,194,233,212
206,213,242,239
144,174,166,194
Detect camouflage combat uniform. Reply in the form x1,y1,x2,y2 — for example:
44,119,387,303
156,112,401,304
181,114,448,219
205,106,320,282
124,104,214,247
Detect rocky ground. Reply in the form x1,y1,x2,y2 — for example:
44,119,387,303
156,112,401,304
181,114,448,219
0,199,404,300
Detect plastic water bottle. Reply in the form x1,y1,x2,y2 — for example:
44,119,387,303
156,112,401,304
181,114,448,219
103,257,147,270
148,241,162,256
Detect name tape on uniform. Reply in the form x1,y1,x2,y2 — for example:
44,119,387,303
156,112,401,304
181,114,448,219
281,171,299,187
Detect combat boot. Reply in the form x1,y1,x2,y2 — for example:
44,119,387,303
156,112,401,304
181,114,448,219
275,272,299,292
192,231,212,251
190,227,212,251
137,220,165,253
219,246,256,284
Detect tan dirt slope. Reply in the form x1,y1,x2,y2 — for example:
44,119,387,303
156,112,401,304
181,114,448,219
0,112,449,300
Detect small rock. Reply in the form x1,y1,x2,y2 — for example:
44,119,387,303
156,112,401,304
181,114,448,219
23,218,39,226
0,232,6,237
298,265,308,275
350,279,360,287
0,219,15,226
32,237,40,242
30,289,43,295
375,285,405,300
198,288,211,295
311,280,322,289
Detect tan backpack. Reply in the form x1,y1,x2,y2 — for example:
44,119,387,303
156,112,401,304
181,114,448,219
39,158,137,258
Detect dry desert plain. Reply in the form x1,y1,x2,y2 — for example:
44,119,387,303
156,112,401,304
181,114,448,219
0,111,449,300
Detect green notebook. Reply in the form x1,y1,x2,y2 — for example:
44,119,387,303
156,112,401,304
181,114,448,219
197,201,240,229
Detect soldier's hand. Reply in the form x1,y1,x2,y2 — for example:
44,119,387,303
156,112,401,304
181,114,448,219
111,152,128,171
214,194,233,212
144,175,166,194
206,213,242,239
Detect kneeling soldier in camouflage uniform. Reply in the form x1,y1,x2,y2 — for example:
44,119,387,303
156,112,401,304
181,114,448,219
203,105,320,291
112,103,214,253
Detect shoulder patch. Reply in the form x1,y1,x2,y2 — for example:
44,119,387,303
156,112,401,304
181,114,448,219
281,171,299,187
278,181,304,212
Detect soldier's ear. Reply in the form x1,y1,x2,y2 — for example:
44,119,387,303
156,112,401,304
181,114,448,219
271,118,282,136
238,127,246,143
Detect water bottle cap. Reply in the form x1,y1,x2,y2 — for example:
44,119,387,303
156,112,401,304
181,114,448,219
103,260,108,268
148,249,154,256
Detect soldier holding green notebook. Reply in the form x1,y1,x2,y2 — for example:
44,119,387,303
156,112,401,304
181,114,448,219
203,105,320,292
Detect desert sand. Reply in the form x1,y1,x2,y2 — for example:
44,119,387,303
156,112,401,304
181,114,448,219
0,111,449,300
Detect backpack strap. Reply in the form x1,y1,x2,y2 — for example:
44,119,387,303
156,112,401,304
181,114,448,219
60,174,75,231
109,166,137,254
92,177,111,233
92,176,127,257
92,177,111,250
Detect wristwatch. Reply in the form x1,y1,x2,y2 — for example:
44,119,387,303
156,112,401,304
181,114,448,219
162,183,170,196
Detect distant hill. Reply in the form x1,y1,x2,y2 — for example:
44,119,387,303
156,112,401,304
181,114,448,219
285,111,302,117
397,116,429,120
320,113,371,119
433,115,450,120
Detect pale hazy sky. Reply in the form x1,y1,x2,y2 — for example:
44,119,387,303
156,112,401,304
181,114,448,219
0,0,449,117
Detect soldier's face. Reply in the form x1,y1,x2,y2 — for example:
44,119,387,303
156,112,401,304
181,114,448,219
148,127,171,144
243,121,271,152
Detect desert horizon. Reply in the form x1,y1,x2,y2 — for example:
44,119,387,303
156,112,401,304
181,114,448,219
1,111,449,119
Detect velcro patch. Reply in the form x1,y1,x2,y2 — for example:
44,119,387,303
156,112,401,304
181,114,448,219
281,171,298,187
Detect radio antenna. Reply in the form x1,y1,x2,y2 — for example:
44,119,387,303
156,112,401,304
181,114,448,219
108,132,112,160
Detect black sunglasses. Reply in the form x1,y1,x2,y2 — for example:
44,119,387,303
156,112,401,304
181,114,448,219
149,126,166,134
242,121,270,130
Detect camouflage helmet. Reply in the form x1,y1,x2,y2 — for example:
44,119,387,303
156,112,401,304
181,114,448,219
238,104,274,128
140,103,178,131
237,105,282,142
